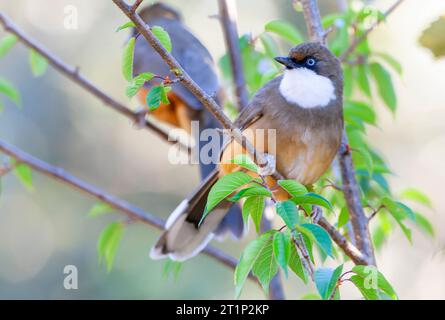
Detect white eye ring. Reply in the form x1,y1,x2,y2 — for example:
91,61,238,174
306,58,316,66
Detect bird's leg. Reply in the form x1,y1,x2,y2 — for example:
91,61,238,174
257,153,276,177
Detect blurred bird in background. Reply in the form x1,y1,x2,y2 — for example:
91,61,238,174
131,3,244,249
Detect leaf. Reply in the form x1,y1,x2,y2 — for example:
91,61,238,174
352,265,397,300
370,62,397,112
300,292,321,300
252,232,278,294
374,52,403,75
273,232,290,277
162,259,183,280
152,26,172,52
259,33,279,59
327,264,343,300
342,64,353,99
277,180,307,197
355,147,374,176
234,232,271,297
299,223,333,258
13,163,33,191
0,77,20,106
288,244,308,284
337,206,349,228
344,100,377,126
314,268,334,300
89,203,114,217
242,196,265,233
264,20,303,44
400,187,433,208
126,72,154,98
116,21,136,32
414,212,434,237
419,15,445,58
275,200,299,229
202,172,252,223
28,49,48,77
122,37,135,82
356,63,371,97
290,193,332,210
97,222,124,272
229,185,271,202
229,154,258,173
0,34,17,59
350,274,380,300
145,84,170,111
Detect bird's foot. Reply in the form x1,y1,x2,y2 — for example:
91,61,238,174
258,153,276,177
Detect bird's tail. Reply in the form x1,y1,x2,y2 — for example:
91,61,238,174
150,169,244,261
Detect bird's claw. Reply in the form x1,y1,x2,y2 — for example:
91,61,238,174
258,153,276,177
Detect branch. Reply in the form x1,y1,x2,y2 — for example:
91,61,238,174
217,0,249,110
339,0,405,62
0,12,191,154
112,0,366,269
0,139,254,278
300,0,375,265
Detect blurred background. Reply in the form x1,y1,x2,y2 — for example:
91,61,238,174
0,0,444,299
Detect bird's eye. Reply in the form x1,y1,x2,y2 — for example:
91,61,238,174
306,58,316,67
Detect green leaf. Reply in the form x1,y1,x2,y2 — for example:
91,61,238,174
374,52,403,75
370,62,397,112
229,185,271,202
273,232,290,277
350,274,380,300
355,147,374,176
342,64,353,99
264,20,303,44
277,180,307,197
152,26,172,52
400,187,433,208
13,163,33,191
381,197,415,242
290,192,332,210
327,264,343,300
299,223,333,257
337,206,349,228
162,259,183,280
259,33,279,59
344,100,377,126
203,172,252,223
145,84,170,111
352,265,397,300
97,222,124,272
356,64,371,97
122,37,135,82
300,292,321,300
234,232,271,297
288,244,308,283
243,196,265,233
252,232,278,294
116,21,136,32
28,49,48,77
88,203,114,217
314,268,334,300
275,200,299,229
126,72,154,98
0,77,20,106
414,212,434,237
0,34,17,59
230,154,258,173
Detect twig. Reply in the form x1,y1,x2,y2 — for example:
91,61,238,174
300,0,375,265
130,0,144,12
112,0,366,268
367,205,385,222
0,12,191,154
217,0,249,110
339,0,405,62
0,139,254,280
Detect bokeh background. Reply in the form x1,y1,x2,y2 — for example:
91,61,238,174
0,0,444,299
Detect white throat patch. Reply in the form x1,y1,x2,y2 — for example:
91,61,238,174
279,68,336,109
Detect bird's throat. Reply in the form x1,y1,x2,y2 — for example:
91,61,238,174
279,68,336,109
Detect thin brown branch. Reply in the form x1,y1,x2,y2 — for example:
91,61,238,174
112,0,366,268
130,0,144,12
217,0,249,110
339,0,405,62
300,0,375,265
0,12,191,154
0,139,253,280
367,204,385,222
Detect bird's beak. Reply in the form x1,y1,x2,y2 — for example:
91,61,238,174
274,56,298,69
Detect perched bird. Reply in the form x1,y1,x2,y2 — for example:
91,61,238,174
132,3,244,242
151,42,344,261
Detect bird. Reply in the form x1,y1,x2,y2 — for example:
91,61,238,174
132,3,244,244
151,42,344,261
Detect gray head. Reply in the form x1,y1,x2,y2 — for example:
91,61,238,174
274,42,342,83
138,3,182,22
